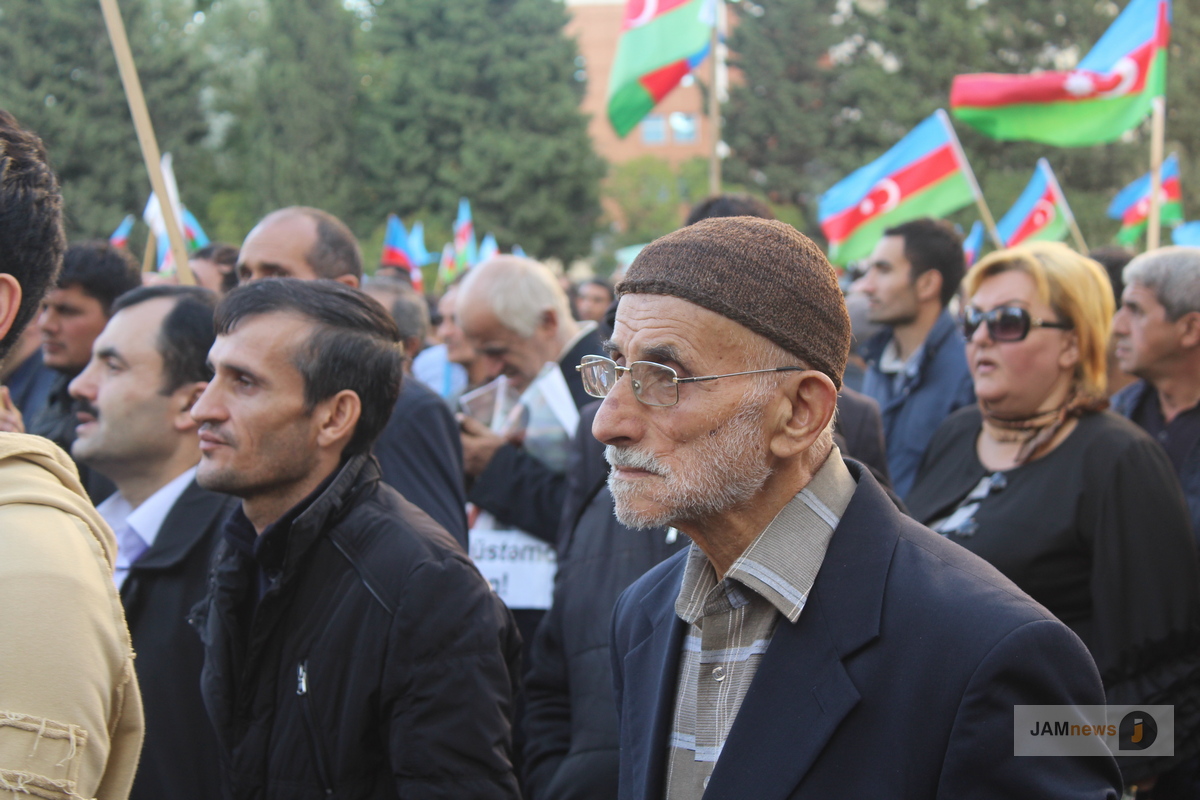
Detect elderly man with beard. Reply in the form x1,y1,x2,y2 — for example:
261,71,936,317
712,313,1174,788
597,217,1121,800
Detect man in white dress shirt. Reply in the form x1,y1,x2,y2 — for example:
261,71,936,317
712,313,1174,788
69,284,234,800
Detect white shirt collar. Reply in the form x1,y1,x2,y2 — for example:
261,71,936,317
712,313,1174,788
98,465,198,554
557,320,598,364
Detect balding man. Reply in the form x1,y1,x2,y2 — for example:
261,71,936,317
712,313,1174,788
600,218,1120,799
237,207,468,545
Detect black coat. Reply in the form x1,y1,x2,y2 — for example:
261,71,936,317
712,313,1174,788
191,455,522,800
523,405,687,800
374,376,469,548
612,462,1121,799
123,478,236,800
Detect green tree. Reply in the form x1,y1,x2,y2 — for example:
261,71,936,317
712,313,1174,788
0,0,210,242
353,0,605,262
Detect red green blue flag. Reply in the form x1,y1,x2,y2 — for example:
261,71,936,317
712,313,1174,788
408,221,433,267
453,198,477,276
607,0,713,138
950,0,1170,147
818,110,977,265
109,215,134,250
963,221,985,266
996,160,1073,247
1107,153,1183,244
182,209,210,251
382,214,414,269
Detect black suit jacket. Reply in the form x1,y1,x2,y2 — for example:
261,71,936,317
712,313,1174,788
468,327,604,544
375,376,469,548
611,462,1122,800
122,478,237,800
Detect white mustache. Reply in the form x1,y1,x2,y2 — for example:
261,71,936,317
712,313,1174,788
605,445,666,476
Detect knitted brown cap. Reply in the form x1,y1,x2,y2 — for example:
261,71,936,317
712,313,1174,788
618,217,850,387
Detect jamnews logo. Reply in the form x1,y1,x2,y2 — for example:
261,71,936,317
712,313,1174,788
1014,705,1173,757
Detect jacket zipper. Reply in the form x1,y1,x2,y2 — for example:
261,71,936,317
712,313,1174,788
296,661,335,796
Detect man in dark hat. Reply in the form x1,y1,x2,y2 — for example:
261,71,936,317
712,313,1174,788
601,217,1120,799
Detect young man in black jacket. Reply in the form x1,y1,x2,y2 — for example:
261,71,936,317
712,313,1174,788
189,279,522,799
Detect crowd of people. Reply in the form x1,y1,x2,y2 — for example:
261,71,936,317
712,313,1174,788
0,108,1199,800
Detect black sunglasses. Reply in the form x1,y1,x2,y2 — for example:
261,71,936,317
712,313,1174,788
959,305,1073,342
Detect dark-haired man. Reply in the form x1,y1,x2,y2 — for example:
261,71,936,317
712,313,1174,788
189,279,521,799
858,218,974,497
33,240,142,501
68,285,233,800
0,109,144,800
236,207,469,545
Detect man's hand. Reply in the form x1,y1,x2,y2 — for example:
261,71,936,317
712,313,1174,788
0,387,25,433
458,414,507,478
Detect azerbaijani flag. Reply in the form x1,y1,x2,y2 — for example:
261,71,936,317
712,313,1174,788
607,0,713,138
1108,153,1183,244
996,160,1072,247
479,232,499,262
963,221,985,267
818,110,976,265
437,242,457,287
109,215,134,249
382,214,414,268
950,0,1170,147
453,198,478,276
182,208,209,251
408,221,433,267
1172,221,1200,247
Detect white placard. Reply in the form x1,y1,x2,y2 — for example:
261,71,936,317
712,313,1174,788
469,517,557,610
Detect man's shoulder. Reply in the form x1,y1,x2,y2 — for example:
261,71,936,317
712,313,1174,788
613,546,688,635
327,481,480,604
1110,379,1150,418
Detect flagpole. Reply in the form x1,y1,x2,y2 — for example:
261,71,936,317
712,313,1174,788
937,110,1002,248
1146,96,1166,251
1039,159,1088,253
98,0,194,285
707,1,722,196
141,236,156,274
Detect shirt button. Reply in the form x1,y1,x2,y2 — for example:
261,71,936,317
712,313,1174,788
712,666,726,682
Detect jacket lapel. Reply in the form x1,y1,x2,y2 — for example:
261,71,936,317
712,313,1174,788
703,464,900,800
621,556,687,800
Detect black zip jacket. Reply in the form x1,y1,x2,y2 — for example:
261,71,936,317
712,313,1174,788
190,454,522,800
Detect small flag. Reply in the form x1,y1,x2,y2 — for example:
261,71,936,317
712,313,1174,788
950,0,1171,147
453,198,477,275
182,208,210,251
382,214,414,269
607,0,714,138
963,221,985,267
1108,154,1184,245
818,110,976,265
995,160,1072,247
512,244,527,258
478,233,499,263
408,221,433,267
1172,221,1200,247
109,215,135,250
438,242,458,287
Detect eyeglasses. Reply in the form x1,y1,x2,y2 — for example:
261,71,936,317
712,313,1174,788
577,354,806,407
959,305,1073,342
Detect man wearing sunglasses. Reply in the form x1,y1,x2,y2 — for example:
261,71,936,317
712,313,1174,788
858,218,975,498
603,217,1119,799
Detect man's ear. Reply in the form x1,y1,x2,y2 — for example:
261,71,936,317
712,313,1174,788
539,307,559,337
0,274,23,344
914,268,943,304
1178,311,1200,349
174,381,208,432
315,389,363,451
335,273,360,290
768,371,839,460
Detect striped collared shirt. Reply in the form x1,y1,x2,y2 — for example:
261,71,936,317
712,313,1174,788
663,450,856,800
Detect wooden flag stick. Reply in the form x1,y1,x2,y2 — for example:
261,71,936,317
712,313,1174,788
98,0,193,285
141,234,155,274
938,109,1002,248
1146,96,1166,251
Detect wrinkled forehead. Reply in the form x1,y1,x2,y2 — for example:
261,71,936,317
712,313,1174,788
610,293,753,366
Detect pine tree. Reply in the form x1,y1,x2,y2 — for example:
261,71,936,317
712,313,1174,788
353,0,604,262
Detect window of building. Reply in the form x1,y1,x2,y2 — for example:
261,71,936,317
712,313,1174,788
641,114,666,145
669,112,699,144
